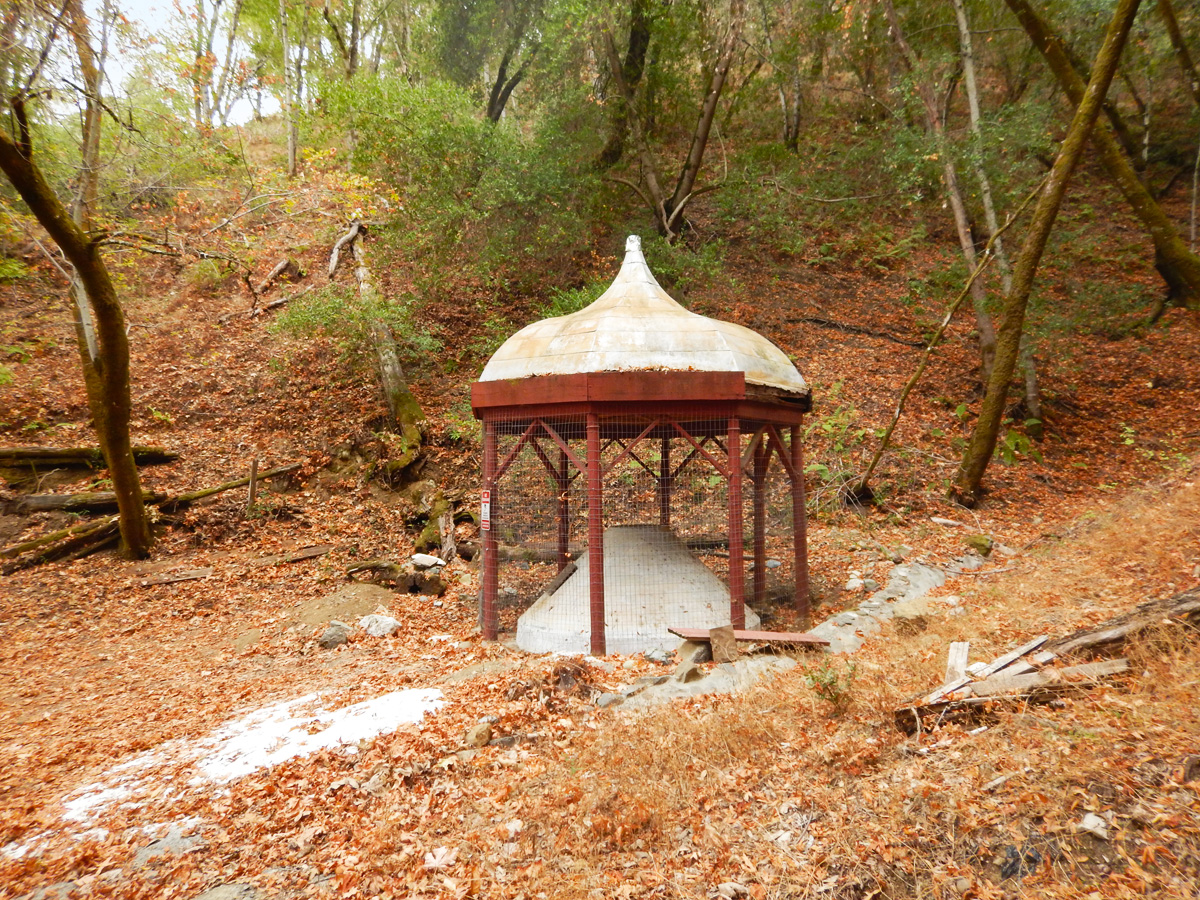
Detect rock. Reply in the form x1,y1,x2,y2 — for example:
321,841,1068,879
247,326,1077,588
622,658,639,670
677,640,713,665
717,882,748,898
192,887,257,900
416,572,446,596
433,599,444,607
643,648,672,665
765,559,782,569
964,534,994,556
674,661,704,683
318,622,350,649
358,614,401,637
891,545,913,563
1078,812,1109,840
411,553,445,569
585,656,615,673
931,516,962,527
464,722,493,748
863,578,879,591
843,572,865,592
709,625,738,664
994,542,1018,557
596,692,625,708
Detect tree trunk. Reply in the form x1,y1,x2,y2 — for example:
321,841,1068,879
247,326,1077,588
885,0,998,382
485,44,537,123
279,0,298,175
1158,0,1200,108
663,0,745,229
339,224,424,468
953,0,1041,427
1006,0,1200,311
596,0,653,169
955,0,1142,506
0,108,152,557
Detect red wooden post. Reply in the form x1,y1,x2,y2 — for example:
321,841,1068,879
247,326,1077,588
586,413,606,655
557,446,570,571
791,424,809,619
482,417,499,639
752,436,768,606
727,416,746,629
658,434,671,527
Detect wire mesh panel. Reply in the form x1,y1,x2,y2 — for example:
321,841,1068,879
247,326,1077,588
480,411,804,655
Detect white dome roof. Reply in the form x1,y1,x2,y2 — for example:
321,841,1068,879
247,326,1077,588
478,236,807,394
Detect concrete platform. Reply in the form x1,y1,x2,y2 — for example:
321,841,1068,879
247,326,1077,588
515,524,759,655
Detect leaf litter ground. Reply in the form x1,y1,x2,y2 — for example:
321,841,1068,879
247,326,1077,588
1,174,1199,899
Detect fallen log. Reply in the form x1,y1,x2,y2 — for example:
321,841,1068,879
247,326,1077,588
1,518,120,574
4,490,166,514
157,463,301,511
1,515,119,559
1045,586,1200,657
0,446,179,468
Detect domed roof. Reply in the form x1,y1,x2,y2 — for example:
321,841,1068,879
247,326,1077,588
478,236,808,394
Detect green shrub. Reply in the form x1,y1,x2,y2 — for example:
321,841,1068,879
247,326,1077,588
271,284,442,371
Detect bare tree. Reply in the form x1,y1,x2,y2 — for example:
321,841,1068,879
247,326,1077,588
0,1,153,557
603,0,745,240
955,0,1143,506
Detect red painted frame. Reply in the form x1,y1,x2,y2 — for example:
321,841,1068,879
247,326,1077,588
473,370,812,650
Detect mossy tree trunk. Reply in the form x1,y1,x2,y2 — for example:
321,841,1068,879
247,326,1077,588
0,103,152,557
954,0,1142,506
1006,0,1200,313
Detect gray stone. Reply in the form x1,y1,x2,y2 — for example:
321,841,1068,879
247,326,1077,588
862,578,879,591
15,882,77,900
192,886,257,900
677,640,713,665
133,823,204,866
618,656,796,711
318,622,350,649
843,574,865,592
833,612,859,626
464,723,493,748
1078,813,1109,840
643,647,672,665
411,553,445,569
674,661,704,683
358,614,401,637
765,559,782,569
596,692,626,708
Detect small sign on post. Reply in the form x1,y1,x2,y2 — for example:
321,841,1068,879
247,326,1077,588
480,490,491,531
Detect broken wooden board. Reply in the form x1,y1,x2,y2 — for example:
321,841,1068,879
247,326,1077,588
668,627,829,647
895,658,1131,734
252,544,335,566
975,636,1048,679
969,658,1129,698
139,567,213,587
945,641,970,682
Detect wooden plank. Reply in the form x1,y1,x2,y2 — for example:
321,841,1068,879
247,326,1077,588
924,676,971,706
945,642,971,683
668,627,829,646
972,658,1129,698
139,567,213,586
252,544,335,566
975,635,1049,679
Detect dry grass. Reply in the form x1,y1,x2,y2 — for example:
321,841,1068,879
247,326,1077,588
353,464,1200,898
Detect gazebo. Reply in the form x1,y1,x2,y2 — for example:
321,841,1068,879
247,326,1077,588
471,236,812,655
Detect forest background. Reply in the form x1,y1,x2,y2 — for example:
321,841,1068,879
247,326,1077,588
1,0,1199,898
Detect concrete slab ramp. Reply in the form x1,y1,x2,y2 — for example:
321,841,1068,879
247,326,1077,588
516,524,759,655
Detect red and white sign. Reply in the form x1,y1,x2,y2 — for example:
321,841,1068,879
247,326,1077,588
480,490,491,531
